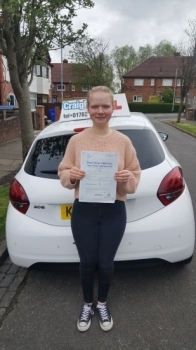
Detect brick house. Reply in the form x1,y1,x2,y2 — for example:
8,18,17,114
51,59,89,102
0,53,52,144
0,53,52,109
0,55,14,105
122,55,195,104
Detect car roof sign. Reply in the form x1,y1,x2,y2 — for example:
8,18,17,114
59,93,130,122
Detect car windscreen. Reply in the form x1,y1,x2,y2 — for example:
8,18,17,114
120,129,165,170
24,129,165,179
24,134,73,179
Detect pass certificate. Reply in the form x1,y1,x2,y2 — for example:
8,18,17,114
79,151,119,203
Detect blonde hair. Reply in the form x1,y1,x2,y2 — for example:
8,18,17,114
87,86,114,108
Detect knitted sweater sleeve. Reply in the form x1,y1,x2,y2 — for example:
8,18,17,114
117,138,141,196
58,137,78,189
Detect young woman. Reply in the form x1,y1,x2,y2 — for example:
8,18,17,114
58,86,141,332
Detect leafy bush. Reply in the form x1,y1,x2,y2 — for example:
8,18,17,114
147,95,161,103
162,88,174,103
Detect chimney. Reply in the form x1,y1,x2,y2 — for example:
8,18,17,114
174,52,180,56
63,59,68,63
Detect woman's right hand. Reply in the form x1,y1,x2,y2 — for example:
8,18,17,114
70,167,85,183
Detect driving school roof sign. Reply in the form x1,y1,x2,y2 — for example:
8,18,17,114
59,93,130,122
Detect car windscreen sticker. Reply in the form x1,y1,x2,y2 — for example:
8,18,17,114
59,93,130,122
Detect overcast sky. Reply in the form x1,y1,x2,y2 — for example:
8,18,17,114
50,0,196,62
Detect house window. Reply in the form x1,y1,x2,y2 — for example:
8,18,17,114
36,65,41,76
42,95,48,103
71,84,75,91
177,79,181,86
133,95,142,102
42,66,49,78
151,79,155,86
134,79,144,86
82,85,89,92
36,65,49,78
7,94,15,106
162,79,172,86
175,96,181,103
57,84,65,91
30,93,37,110
37,94,48,104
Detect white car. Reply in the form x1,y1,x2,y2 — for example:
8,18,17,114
6,109,195,268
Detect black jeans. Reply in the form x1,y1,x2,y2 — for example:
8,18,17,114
71,199,126,303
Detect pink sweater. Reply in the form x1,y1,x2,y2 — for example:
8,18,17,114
58,128,141,201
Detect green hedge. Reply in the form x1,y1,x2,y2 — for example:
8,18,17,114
128,103,184,113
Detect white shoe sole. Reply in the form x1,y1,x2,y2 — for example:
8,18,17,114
77,318,91,332
100,316,113,331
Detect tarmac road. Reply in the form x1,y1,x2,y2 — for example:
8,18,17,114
0,118,196,350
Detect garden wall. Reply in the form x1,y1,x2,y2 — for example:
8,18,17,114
0,116,21,144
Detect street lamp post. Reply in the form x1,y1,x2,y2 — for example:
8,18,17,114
61,23,63,103
172,68,178,112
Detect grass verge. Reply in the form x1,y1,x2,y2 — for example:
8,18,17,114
166,121,196,136
0,186,9,239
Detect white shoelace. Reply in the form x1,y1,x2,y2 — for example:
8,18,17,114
80,305,94,322
97,304,110,321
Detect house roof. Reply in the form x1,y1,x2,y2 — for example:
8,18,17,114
51,62,74,83
123,56,182,79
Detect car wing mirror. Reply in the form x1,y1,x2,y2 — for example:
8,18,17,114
158,132,168,141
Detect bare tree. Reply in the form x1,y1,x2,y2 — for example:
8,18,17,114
175,54,196,122
175,20,196,122
69,36,114,90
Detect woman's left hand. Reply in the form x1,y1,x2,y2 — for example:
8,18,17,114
114,170,131,183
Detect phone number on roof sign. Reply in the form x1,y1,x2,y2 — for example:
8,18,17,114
63,112,89,119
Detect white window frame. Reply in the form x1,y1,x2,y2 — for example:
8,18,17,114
71,84,75,91
162,79,172,86
7,93,16,106
151,79,155,86
36,65,41,76
134,79,144,86
177,79,181,86
133,95,143,102
35,65,49,78
42,66,48,79
57,84,65,91
175,96,181,103
30,93,37,111
82,85,89,92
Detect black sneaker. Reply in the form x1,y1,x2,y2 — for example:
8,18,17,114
96,304,113,331
77,303,94,332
